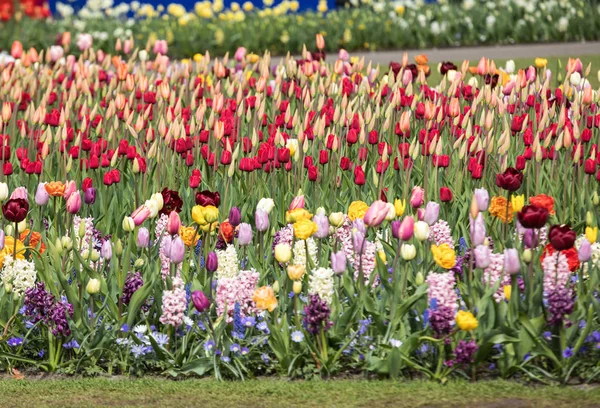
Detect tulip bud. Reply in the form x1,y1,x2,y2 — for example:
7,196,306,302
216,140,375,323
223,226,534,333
413,221,430,241
522,248,533,264
122,216,135,232
170,236,185,264
586,211,594,227
86,278,101,295
167,211,181,235
400,244,416,260
415,271,425,285
90,250,100,262
4,225,13,237
206,251,218,272
61,236,73,252
578,238,592,262
329,212,345,228
293,281,302,294
35,183,50,206
134,258,145,268
272,280,280,294
136,227,150,248
274,243,292,263
594,191,600,206
115,239,123,256
503,248,520,274
228,207,242,227
53,237,62,254
77,220,86,238
0,183,8,201
17,219,26,233
191,290,210,313
84,188,96,205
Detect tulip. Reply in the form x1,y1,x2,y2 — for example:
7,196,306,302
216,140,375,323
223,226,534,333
84,188,96,205
474,188,489,211
234,46,247,62
0,183,8,201
256,198,275,214
228,207,241,227
122,216,135,232
410,186,425,208
518,205,548,229
0,230,4,250
10,187,28,201
496,167,523,192
469,213,486,246
86,278,101,295
274,244,292,263
238,223,253,246
101,240,112,260
137,227,150,248
503,249,520,275
330,251,346,275
66,191,81,214
329,212,345,227
293,281,302,294
3,198,28,223
131,205,151,226
255,209,269,232
440,187,453,202
523,229,539,249
167,211,181,235
423,202,440,226
394,199,406,217
401,244,416,260
579,238,592,262
289,195,305,210
364,200,389,227
170,236,185,264
206,251,218,273
414,221,430,241
63,180,77,199
474,245,491,269
398,216,415,241
313,213,330,239
548,224,576,251
586,226,598,244
192,291,210,313
35,183,50,206
353,230,366,254
287,264,306,280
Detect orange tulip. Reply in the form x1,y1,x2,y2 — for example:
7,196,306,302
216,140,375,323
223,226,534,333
415,54,428,65
20,229,45,254
44,181,66,197
11,41,23,59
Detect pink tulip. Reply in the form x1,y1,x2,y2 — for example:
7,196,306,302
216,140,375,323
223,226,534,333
364,200,389,227
76,33,93,51
153,40,168,55
234,47,247,62
402,69,412,86
131,205,151,226
410,186,425,208
526,66,536,82
63,180,77,199
338,49,349,61
49,46,64,62
289,195,305,210
10,187,28,201
123,39,133,54
66,191,82,214
167,211,181,235
399,216,415,241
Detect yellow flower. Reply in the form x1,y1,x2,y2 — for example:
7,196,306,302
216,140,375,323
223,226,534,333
348,201,369,221
317,0,328,13
289,1,299,11
586,226,598,244
293,219,318,240
230,1,240,11
253,286,278,312
511,194,525,212
203,206,219,223
263,0,274,6
456,310,478,331
287,264,305,281
214,29,225,45
489,196,514,223
431,243,456,269
280,31,290,44
534,58,548,68
193,53,204,63
167,3,185,17
395,5,405,15
394,199,406,217
179,226,200,247
247,53,260,64
286,208,313,223
274,244,292,263
503,285,512,301
377,250,387,263
192,205,207,225
242,1,253,11
0,237,25,268
501,71,511,86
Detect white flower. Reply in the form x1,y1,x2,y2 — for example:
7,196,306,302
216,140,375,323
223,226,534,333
486,15,496,29
183,316,194,327
463,0,475,10
390,339,403,348
431,21,441,35
293,238,318,268
56,2,74,17
1,256,37,296
216,245,240,279
308,267,334,304
133,324,148,334
505,60,515,74
558,16,569,32
257,198,275,214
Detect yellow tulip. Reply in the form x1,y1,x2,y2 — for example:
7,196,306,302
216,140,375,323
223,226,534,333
456,310,478,331
293,219,318,240
586,226,598,244
511,194,525,213
534,58,548,68
431,244,456,269
394,199,406,217
348,201,369,221
192,205,207,225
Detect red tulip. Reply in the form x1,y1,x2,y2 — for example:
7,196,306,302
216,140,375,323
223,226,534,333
518,205,549,229
440,187,453,202
495,167,523,191
3,198,28,223
548,224,576,251
354,166,365,185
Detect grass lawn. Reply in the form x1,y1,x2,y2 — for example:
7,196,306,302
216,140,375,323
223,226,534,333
0,378,599,407
425,55,600,88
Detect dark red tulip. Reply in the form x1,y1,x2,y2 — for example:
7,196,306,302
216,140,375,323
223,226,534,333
161,188,183,214
517,205,549,229
195,190,220,207
495,167,523,191
548,224,576,251
3,198,28,223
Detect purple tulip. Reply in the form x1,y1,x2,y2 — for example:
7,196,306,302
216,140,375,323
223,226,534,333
313,213,330,239
352,218,366,235
579,238,592,262
391,220,402,239
137,227,150,248
255,209,269,232
228,207,241,227
0,230,5,251
469,213,486,246
206,251,218,273
330,251,346,275
474,245,491,269
399,216,415,241
238,223,253,246
35,183,50,206
474,188,489,212
503,248,520,275
191,290,210,313
353,230,365,254
162,235,173,257
523,228,539,249
423,202,440,226
170,236,185,264
84,187,96,205
101,239,112,260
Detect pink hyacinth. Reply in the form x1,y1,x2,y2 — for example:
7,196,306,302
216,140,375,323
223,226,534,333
215,269,260,322
482,253,510,302
541,251,571,294
159,277,187,327
336,217,378,287
155,213,168,240
429,219,455,248
426,271,458,314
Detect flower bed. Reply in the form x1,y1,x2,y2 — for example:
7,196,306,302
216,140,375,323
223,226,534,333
0,38,599,382
1,0,600,58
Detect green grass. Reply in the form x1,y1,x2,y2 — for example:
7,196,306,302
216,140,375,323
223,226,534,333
425,55,600,88
0,378,599,407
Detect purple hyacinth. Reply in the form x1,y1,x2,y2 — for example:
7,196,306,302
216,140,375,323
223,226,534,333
303,294,333,335
122,272,144,305
547,286,574,325
454,339,479,365
23,282,74,337
428,305,455,337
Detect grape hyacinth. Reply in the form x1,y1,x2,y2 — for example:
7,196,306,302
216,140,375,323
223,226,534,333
122,272,144,305
453,339,479,365
303,294,333,335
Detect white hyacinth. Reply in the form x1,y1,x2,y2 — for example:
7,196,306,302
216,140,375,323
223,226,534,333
308,267,335,304
216,245,239,279
1,255,37,296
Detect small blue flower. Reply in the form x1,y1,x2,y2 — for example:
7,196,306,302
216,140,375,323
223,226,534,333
429,298,438,310
291,330,304,343
543,331,552,341
131,344,147,358
7,337,24,347
563,347,574,359
38,349,45,358
121,324,130,333
241,347,249,356
204,340,215,352
63,339,80,350
152,332,169,347
241,316,256,328
220,356,231,363
261,353,270,364
230,343,241,353
256,321,268,333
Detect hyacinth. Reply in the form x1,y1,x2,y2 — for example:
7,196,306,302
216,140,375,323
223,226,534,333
303,294,333,335
215,269,259,322
454,339,479,365
546,287,574,325
1,255,36,296
482,253,510,302
308,267,335,304
352,239,378,287
215,244,240,279
451,249,470,276
23,282,74,337
72,216,95,253
426,271,458,314
122,271,144,305
272,224,294,254
292,238,318,268
429,220,455,248
155,213,168,241
429,305,455,337
159,277,187,327
542,251,574,324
